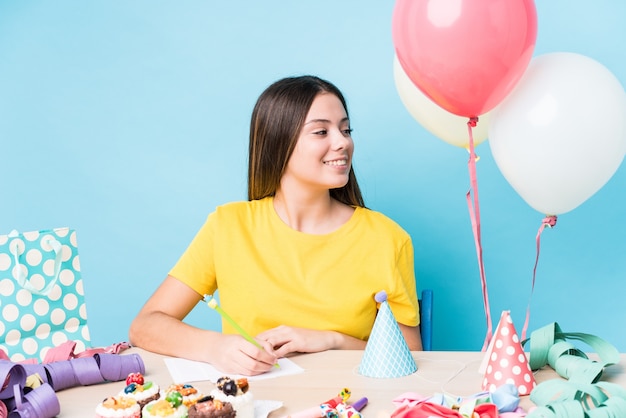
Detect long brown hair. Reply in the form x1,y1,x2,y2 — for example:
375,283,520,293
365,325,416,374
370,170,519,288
247,75,364,207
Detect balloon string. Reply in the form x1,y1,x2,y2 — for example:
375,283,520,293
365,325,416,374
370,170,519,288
464,116,492,351
521,215,557,340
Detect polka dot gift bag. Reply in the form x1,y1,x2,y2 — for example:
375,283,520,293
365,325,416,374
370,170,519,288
0,227,91,362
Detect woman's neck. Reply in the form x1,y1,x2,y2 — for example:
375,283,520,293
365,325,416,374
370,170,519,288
273,189,354,234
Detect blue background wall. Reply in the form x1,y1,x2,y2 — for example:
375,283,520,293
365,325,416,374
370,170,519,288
1,1,625,352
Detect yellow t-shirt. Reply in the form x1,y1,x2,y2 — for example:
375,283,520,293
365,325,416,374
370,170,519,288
170,197,419,341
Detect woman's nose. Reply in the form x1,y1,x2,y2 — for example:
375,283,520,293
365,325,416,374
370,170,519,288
331,129,351,150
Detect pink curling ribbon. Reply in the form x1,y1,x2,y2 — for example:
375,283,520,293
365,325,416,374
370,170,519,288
391,387,526,418
43,340,131,363
0,340,131,364
465,116,493,351
520,215,557,341
392,402,500,418
0,400,7,418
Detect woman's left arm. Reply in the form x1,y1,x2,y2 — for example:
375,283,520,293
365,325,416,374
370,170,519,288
256,326,366,357
399,323,423,351
257,322,422,357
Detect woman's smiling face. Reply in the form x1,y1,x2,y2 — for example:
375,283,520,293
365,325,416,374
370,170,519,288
282,92,354,193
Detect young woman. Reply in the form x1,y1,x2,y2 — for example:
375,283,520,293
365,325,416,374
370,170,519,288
129,75,422,376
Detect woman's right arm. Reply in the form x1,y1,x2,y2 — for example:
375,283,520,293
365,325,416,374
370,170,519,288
128,275,277,375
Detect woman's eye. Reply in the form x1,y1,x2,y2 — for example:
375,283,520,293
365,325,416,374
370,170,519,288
313,129,328,135
343,128,353,136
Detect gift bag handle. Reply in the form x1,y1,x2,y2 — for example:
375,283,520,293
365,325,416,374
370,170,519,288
9,230,64,296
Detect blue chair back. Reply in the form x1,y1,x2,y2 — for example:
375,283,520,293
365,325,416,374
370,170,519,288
419,289,433,351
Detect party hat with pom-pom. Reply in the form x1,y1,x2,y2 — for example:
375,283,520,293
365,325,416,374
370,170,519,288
481,310,536,395
358,290,417,378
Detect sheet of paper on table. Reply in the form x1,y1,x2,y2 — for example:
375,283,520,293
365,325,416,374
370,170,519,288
163,357,304,383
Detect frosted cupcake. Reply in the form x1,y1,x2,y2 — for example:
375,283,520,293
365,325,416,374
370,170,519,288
210,377,254,418
95,396,141,418
119,373,160,411
142,391,188,418
166,383,203,407
188,396,236,418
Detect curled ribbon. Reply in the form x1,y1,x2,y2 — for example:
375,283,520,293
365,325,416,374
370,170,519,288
465,116,493,351
390,384,526,418
521,215,558,341
0,400,7,418
0,350,144,418
523,322,622,416
528,381,626,417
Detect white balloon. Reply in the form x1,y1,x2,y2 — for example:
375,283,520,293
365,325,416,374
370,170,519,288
393,55,490,149
489,52,626,215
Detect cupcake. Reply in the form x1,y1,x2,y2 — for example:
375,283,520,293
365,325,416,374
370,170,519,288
95,396,141,418
188,396,236,418
210,377,254,418
166,384,203,407
119,373,160,411
142,392,188,418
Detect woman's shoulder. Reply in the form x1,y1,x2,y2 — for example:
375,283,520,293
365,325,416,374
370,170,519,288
356,207,411,238
213,197,271,217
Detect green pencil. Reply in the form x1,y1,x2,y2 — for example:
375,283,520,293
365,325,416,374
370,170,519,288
205,295,280,368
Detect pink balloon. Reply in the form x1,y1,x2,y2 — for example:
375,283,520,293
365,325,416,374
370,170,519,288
392,0,538,118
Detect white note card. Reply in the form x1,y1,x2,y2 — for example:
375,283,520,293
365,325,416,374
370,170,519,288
163,357,304,383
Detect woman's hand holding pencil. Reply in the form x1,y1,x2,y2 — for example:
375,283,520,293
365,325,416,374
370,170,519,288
205,295,280,369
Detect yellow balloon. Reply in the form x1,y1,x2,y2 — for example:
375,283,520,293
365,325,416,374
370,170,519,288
393,55,490,149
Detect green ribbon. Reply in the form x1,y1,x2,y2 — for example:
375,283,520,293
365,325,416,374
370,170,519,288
523,322,623,417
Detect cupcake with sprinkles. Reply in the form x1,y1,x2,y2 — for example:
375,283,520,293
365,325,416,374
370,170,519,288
95,395,141,418
210,377,254,418
166,383,203,407
142,391,188,418
188,396,236,418
119,373,160,411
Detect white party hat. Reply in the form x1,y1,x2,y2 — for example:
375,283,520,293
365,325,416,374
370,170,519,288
481,310,536,395
358,290,417,378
